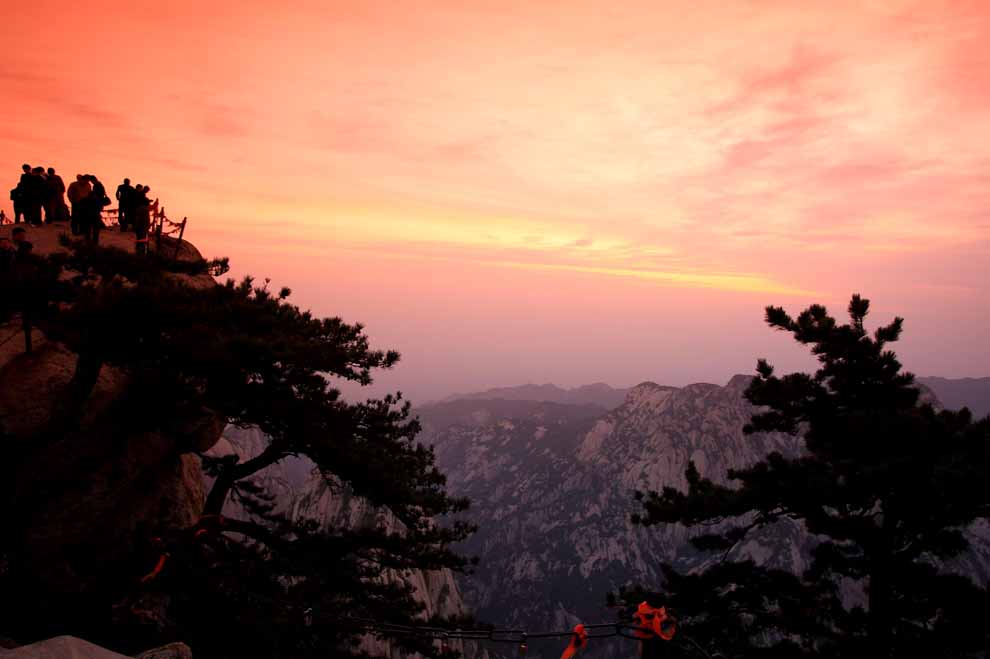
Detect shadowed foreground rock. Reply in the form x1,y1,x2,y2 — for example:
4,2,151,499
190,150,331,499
0,224,222,648
0,637,192,659
0,636,129,658
134,642,193,659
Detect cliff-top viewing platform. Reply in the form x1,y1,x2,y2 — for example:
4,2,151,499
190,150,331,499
2,220,202,263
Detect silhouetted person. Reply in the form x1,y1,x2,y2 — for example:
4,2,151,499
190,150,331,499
116,178,134,231
133,184,152,255
81,174,109,244
11,164,32,223
66,174,92,235
45,167,67,223
23,167,47,226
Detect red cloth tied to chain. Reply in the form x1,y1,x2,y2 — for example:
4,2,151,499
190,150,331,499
194,514,226,539
140,552,169,583
633,601,676,641
560,624,588,659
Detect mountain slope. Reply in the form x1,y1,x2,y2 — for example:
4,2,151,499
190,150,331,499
440,383,632,410
917,376,990,419
423,377,807,635
206,426,483,658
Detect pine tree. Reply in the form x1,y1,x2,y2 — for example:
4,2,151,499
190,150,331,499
1,243,474,658
635,295,990,658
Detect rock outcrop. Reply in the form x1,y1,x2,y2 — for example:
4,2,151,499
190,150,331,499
421,376,986,646
0,636,192,659
419,377,804,629
208,426,486,659
0,636,130,659
0,224,223,645
292,473,466,619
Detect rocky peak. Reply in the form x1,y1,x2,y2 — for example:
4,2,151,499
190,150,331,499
725,373,754,391
621,381,677,411
425,377,808,639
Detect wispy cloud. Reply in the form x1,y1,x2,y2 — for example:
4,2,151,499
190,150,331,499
2,0,989,385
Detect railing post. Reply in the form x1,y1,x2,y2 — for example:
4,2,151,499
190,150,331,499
155,212,164,254
174,217,187,260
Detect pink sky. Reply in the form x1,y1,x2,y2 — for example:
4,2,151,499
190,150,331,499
3,1,989,401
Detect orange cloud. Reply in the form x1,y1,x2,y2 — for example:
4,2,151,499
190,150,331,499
3,0,989,398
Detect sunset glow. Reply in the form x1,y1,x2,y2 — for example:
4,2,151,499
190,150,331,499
3,0,988,399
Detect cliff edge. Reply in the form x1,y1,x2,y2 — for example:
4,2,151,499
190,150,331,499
0,224,223,644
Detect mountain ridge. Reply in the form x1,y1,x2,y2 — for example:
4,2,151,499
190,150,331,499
419,372,990,653
438,382,634,410
435,374,989,417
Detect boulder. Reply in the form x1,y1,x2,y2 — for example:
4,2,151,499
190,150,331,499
0,226,222,647
0,636,128,658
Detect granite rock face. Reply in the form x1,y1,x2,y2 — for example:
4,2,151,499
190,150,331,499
421,376,989,652
133,641,194,659
292,473,467,620
421,380,802,632
0,226,223,646
0,636,129,659
1,339,218,599
209,427,486,659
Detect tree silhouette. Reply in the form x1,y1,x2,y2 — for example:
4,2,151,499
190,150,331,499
1,243,473,658
635,295,990,658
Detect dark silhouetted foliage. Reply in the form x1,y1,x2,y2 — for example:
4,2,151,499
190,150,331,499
635,295,990,658
0,243,473,658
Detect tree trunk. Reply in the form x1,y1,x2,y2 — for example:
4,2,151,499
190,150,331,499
204,471,235,516
30,352,104,453
868,519,894,657
203,445,284,517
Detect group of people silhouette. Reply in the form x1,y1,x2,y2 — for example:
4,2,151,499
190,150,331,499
8,165,68,227
115,178,158,254
6,164,159,254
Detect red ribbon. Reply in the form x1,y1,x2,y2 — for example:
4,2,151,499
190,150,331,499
633,601,676,641
560,624,588,659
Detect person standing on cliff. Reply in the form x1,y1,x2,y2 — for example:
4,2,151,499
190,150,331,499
116,178,134,232
24,167,47,226
133,184,152,254
81,174,109,244
45,167,66,224
11,164,32,224
66,174,91,235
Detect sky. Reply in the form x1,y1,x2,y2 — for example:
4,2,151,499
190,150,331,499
2,0,988,402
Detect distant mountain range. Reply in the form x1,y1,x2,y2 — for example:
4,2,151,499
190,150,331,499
422,379,808,640
440,383,633,410
917,376,990,419
210,375,988,659
443,376,990,418
419,374,990,657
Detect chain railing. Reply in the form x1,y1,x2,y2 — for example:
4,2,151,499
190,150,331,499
100,208,119,228
99,204,189,259
152,205,188,259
